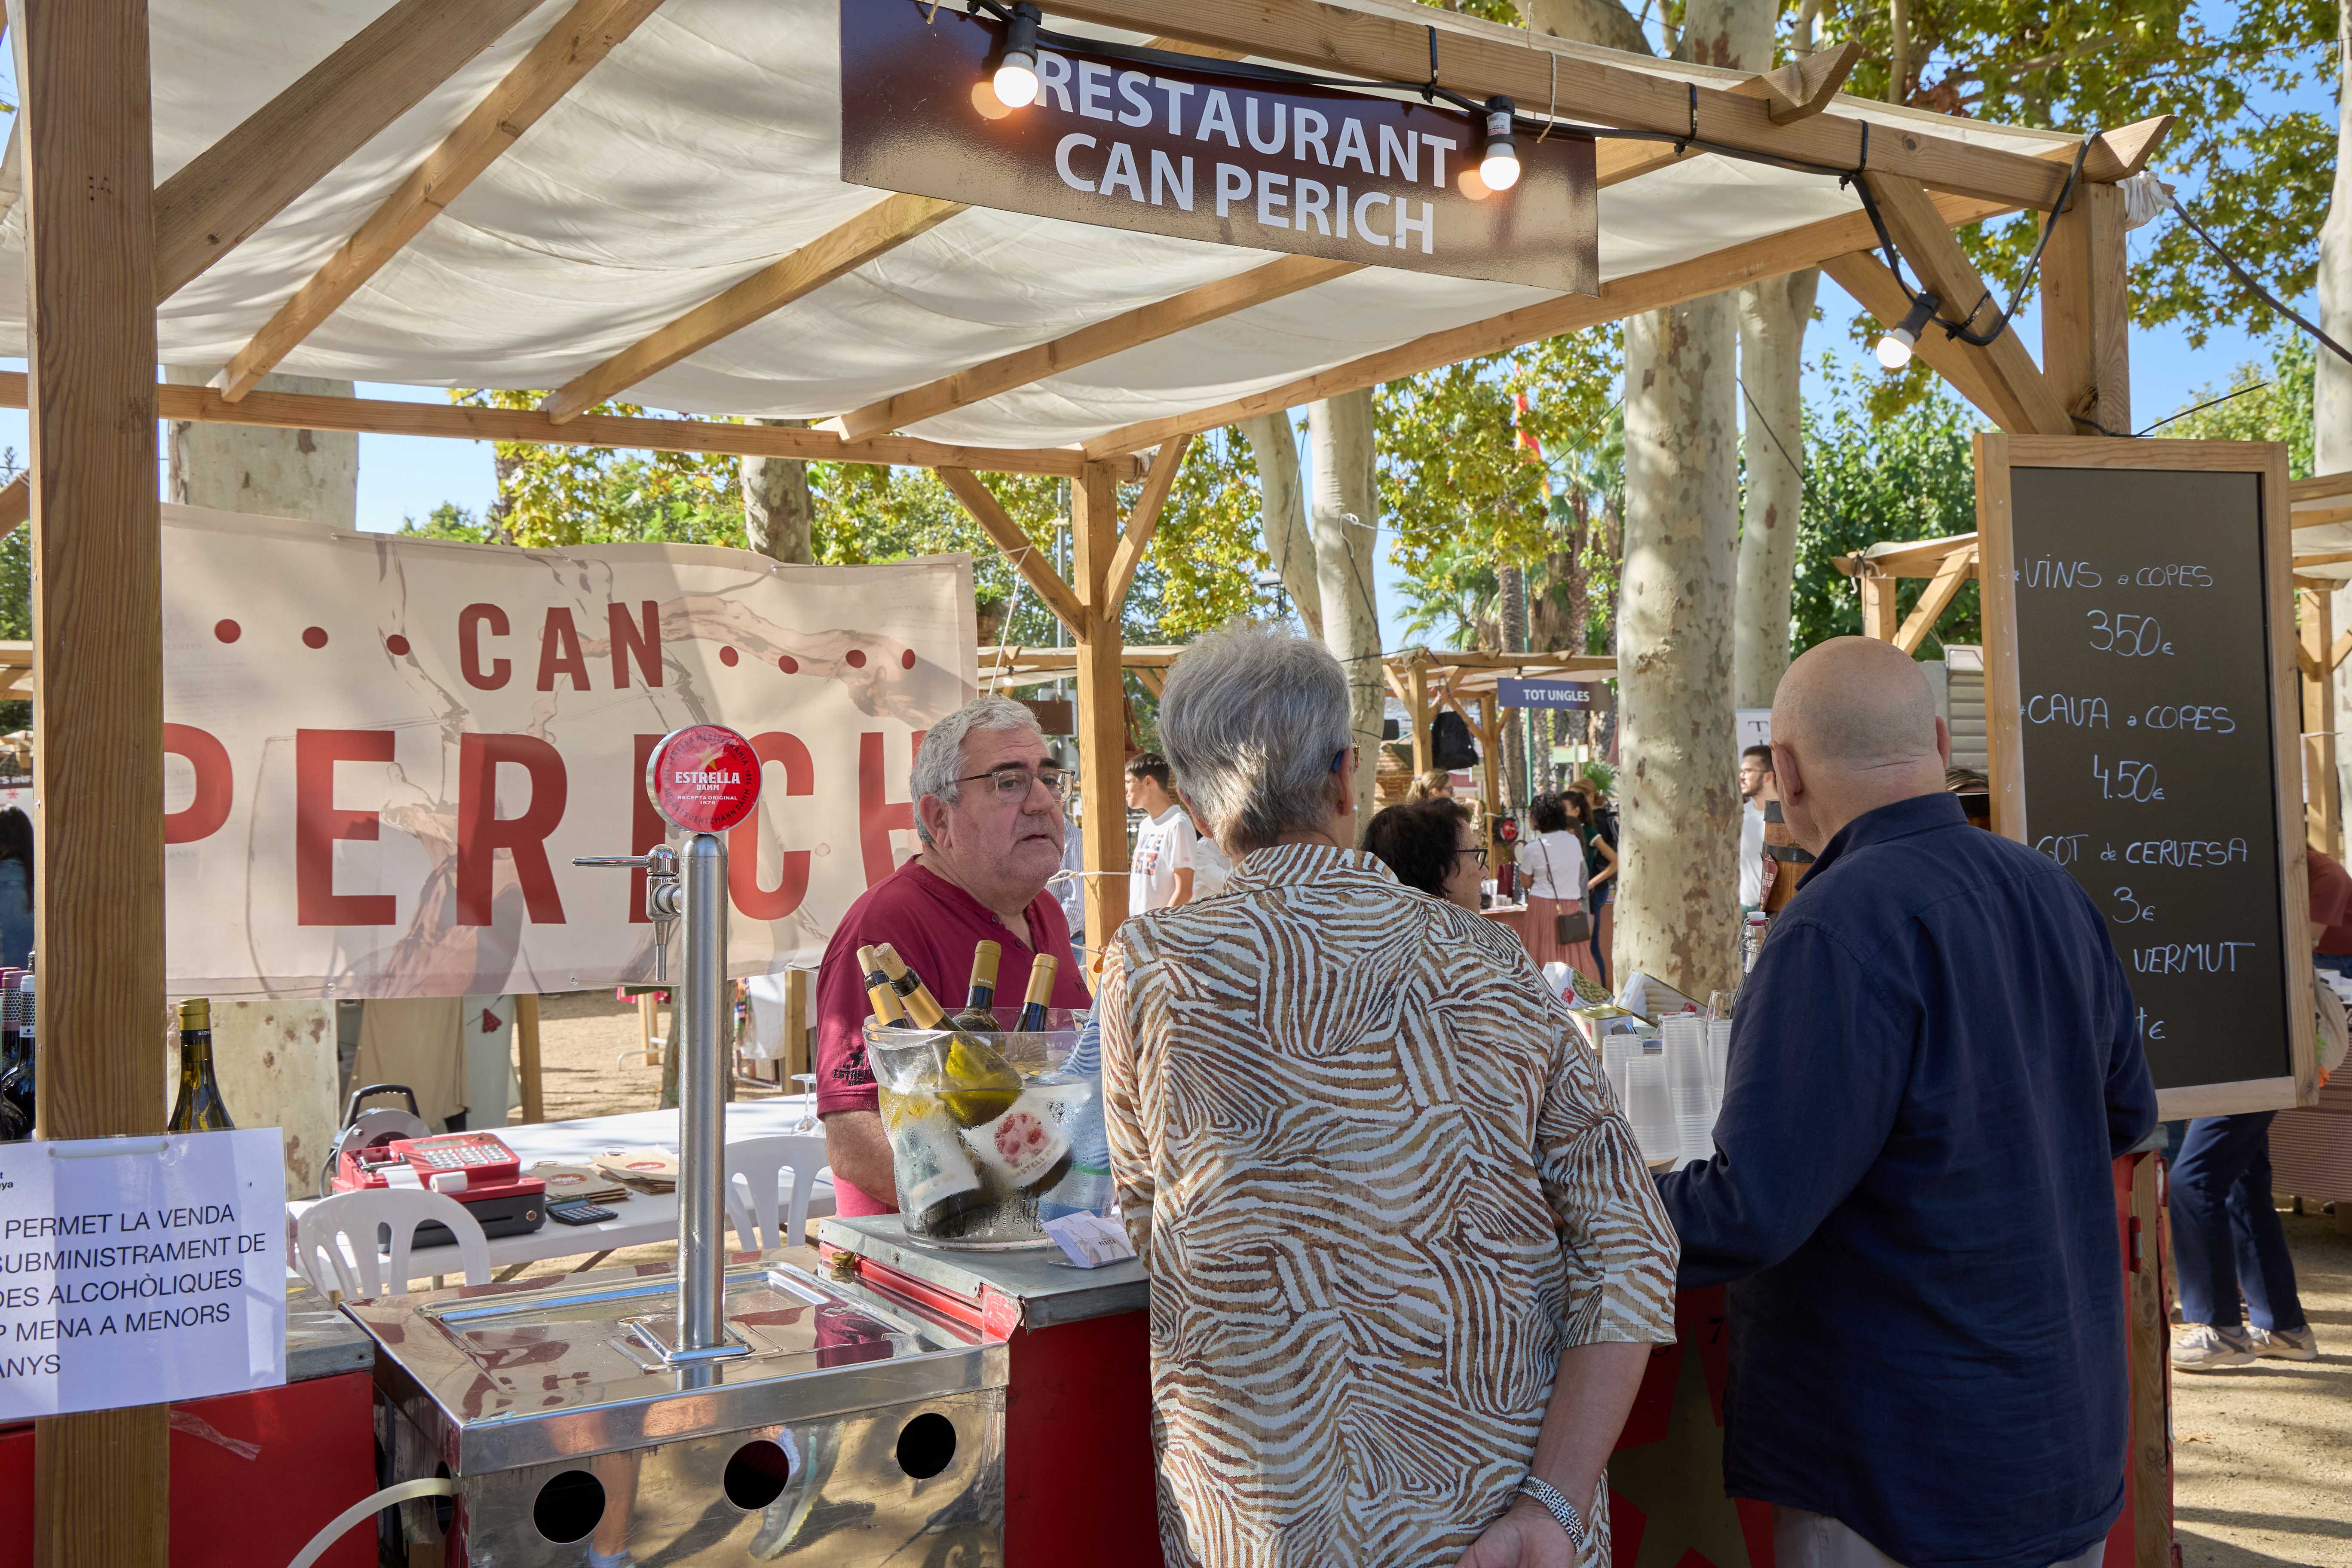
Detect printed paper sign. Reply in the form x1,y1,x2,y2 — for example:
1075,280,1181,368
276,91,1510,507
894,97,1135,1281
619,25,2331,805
158,505,977,998
0,1130,286,1420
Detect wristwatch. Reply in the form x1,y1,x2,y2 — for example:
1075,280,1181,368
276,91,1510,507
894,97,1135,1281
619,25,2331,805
1515,1476,1590,1552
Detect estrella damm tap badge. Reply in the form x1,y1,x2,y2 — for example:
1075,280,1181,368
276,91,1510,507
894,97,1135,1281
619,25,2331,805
646,725,762,834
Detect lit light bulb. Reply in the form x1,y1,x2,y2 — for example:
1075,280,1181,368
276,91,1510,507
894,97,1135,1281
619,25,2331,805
1480,98,1521,193
1876,293,1939,372
993,54,1040,109
990,3,1044,112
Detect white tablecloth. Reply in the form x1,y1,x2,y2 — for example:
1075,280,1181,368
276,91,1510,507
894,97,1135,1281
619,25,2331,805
290,1095,836,1270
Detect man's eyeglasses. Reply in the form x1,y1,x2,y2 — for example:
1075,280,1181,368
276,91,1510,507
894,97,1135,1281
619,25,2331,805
958,765,1069,803
1455,845,1489,867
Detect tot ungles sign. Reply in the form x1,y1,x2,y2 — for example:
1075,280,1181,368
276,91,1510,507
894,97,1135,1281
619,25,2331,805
840,0,1599,294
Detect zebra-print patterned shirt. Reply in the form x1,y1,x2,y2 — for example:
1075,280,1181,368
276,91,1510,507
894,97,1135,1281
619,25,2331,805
1099,844,1679,1568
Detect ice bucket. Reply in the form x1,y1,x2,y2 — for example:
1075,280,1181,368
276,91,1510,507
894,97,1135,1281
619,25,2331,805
862,1011,1108,1248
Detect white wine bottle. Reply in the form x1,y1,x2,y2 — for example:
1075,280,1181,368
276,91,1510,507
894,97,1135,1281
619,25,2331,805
167,999,236,1133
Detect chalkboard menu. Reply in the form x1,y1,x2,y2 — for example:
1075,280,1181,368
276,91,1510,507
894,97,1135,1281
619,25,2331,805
1981,439,2309,1108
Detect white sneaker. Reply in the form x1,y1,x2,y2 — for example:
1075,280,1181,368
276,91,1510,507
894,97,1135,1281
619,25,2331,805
2248,1325,2320,1362
2172,1324,2257,1371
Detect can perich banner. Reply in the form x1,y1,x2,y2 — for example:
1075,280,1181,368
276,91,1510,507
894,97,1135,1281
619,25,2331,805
156,505,978,999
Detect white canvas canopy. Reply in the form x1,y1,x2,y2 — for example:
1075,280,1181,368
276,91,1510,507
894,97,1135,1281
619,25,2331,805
0,0,2145,457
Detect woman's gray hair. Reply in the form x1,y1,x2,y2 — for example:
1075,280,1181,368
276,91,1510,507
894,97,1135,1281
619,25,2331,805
1158,626,1352,853
910,695,1044,846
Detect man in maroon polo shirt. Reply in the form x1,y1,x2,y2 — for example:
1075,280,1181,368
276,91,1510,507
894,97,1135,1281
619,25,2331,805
816,695,1094,1215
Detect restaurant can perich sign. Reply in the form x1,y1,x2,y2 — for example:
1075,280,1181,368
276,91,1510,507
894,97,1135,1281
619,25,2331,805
156,505,977,1000
840,0,1601,294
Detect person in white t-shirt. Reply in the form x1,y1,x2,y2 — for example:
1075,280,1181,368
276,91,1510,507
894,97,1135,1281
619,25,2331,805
1739,744,1773,910
1184,805,1234,899
1125,753,1197,911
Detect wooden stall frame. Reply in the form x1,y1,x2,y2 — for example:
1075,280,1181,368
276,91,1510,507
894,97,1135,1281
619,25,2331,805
16,0,2171,1547
1975,434,2316,1121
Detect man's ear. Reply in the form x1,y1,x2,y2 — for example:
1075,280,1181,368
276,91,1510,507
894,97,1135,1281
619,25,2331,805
916,793,951,848
1771,742,1802,803
1933,714,1951,770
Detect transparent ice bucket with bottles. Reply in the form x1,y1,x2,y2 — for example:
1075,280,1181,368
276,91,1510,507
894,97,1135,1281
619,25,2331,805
862,1008,1112,1248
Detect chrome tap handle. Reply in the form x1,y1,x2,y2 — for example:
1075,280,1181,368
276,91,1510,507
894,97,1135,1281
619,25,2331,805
573,845,682,983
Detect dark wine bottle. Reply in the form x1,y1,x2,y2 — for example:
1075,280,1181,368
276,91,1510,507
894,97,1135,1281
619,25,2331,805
167,998,236,1133
1015,953,1058,1032
949,940,1002,1032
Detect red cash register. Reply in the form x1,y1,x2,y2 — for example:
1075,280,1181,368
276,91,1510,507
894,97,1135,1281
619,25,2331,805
334,1130,548,1243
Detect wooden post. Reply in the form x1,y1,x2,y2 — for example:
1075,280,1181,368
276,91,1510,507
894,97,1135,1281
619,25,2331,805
1407,653,1433,776
1073,462,1127,975
783,968,811,1087
1859,571,1900,642
2040,182,2133,439
22,0,170,1558
514,993,544,1124
1477,693,1504,859
2302,586,2341,856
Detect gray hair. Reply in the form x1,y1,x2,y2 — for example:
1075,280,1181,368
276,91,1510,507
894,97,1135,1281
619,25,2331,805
910,695,1045,846
1158,626,1351,853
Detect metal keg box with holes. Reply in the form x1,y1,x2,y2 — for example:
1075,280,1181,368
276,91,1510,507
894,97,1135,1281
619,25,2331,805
345,1252,1007,1566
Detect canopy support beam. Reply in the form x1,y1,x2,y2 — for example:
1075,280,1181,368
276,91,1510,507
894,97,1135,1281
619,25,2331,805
23,0,170,1557
0,372,1123,479
540,192,964,423
1861,170,2073,436
216,0,666,401
1074,462,1129,967
1080,181,2035,459
153,0,542,300
2039,181,2134,437
1040,0,2160,210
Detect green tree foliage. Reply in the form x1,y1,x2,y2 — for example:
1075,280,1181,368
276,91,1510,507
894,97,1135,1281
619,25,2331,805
438,393,1274,645
1810,0,2336,353
451,390,743,548
2148,332,2315,476
1376,329,1625,655
1792,356,1981,654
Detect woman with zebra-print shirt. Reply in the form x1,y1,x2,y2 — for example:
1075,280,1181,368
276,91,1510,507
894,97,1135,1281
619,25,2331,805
1099,626,1679,1568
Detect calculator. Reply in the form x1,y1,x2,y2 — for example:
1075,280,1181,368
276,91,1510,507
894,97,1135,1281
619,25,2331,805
548,1203,616,1226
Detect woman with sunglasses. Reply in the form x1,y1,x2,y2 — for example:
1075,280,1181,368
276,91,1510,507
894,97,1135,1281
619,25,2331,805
1360,797,1485,912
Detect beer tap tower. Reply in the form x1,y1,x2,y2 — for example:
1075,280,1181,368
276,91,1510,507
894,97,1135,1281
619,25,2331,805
573,724,763,1363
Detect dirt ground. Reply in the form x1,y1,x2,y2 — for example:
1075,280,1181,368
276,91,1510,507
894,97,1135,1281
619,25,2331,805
2174,1207,2352,1568
515,996,2352,1562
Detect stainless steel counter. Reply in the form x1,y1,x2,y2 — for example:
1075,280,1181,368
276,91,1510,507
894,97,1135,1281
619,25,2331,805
817,1214,1148,1330
345,1246,1011,1565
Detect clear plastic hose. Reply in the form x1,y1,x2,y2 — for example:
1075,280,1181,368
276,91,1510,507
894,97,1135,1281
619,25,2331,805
285,1476,453,1568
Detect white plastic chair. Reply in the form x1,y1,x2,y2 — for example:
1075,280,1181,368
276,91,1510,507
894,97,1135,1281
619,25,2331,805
723,1135,831,1251
293,1189,493,1300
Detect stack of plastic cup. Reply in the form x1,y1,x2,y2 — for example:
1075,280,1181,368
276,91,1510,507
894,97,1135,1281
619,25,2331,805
1663,1014,1713,1164
1624,1038,1676,1164
1601,1032,1641,1112
1705,1018,1733,1118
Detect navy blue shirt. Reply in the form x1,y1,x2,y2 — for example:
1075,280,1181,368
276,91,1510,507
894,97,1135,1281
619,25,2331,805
1657,792,2157,1568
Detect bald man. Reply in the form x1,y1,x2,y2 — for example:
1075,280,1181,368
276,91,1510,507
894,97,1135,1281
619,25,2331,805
1658,638,2157,1568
